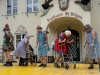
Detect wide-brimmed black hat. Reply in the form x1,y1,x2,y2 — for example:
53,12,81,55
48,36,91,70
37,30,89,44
3,27,10,31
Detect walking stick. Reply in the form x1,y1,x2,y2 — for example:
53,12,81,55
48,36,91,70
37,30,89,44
94,48,100,72
34,48,37,66
85,46,88,64
78,45,86,69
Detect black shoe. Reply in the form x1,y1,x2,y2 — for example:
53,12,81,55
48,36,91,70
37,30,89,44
88,64,93,69
6,62,13,66
54,62,60,68
19,57,24,66
3,61,9,66
19,57,25,66
39,63,43,67
19,63,22,66
99,63,100,69
19,58,22,66
24,58,29,66
19,62,24,66
24,62,28,66
65,63,69,69
43,64,47,68
22,58,25,66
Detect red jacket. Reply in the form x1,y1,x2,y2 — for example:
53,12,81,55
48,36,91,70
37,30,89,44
54,33,69,54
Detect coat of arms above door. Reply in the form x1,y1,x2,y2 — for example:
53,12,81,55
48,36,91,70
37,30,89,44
58,0,69,11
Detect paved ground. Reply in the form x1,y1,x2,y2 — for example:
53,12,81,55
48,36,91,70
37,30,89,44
0,63,100,75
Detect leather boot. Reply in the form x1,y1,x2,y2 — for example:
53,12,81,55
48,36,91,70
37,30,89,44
3,61,9,66
24,58,29,66
19,57,22,66
6,61,13,66
21,58,25,66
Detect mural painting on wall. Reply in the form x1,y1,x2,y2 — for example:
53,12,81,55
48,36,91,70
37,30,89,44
58,0,69,11
15,25,28,33
41,0,54,17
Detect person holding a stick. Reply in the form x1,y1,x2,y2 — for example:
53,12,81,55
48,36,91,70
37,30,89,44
14,35,33,66
83,24,100,69
36,25,49,68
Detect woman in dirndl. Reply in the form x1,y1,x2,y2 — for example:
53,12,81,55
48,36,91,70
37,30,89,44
36,25,49,68
54,30,74,67
83,24,100,69
3,24,14,66
14,35,32,66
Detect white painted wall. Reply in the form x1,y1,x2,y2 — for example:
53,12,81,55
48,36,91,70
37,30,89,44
91,0,100,42
0,0,46,54
0,0,91,62
41,0,91,30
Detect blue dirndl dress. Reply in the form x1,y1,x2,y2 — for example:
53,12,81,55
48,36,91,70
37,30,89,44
36,31,50,56
86,29,100,60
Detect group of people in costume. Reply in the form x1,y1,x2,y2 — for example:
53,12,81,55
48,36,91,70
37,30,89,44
2,24,100,69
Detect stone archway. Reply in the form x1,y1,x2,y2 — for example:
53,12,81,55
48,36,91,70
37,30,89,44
45,17,86,62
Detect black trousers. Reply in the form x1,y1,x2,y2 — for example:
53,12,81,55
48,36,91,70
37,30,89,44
19,57,25,66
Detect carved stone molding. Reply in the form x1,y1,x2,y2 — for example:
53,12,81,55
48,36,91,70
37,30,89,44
15,25,28,33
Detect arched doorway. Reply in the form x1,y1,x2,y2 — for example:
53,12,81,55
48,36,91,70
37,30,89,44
46,17,85,62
